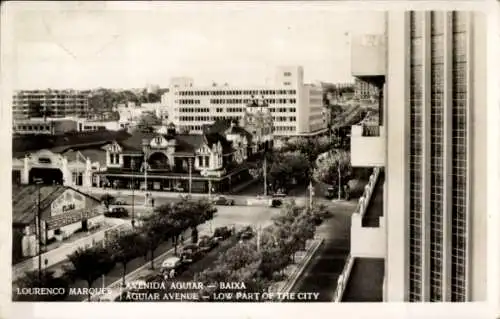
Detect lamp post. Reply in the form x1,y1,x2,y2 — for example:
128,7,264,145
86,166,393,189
308,181,314,209
33,177,43,283
263,156,268,197
188,158,193,195
337,163,342,200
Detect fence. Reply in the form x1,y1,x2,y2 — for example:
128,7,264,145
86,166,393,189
331,167,381,302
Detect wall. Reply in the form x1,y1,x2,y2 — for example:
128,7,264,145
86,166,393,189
351,34,386,77
334,167,382,301
13,218,128,281
350,125,385,167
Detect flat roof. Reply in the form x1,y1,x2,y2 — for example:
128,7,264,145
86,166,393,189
341,257,384,302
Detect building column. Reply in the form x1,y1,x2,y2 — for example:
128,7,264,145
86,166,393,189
420,11,432,302
442,11,454,301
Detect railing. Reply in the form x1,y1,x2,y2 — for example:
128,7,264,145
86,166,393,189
361,125,380,137
332,254,355,302
332,167,381,302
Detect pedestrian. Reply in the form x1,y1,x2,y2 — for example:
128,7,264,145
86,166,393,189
169,268,175,279
151,198,155,207
163,271,169,282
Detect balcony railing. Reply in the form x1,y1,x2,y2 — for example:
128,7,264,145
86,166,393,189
361,125,380,137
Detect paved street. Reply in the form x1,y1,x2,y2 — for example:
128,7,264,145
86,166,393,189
289,200,357,301
56,205,281,301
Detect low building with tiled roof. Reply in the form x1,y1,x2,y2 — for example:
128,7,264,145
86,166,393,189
12,184,102,260
95,124,253,194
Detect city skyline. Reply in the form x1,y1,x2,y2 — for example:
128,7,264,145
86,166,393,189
9,2,385,90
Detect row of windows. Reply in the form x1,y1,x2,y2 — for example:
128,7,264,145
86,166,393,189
175,89,297,96
273,116,296,122
179,108,210,113
274,126,295,132
177,99,201,105
15,125,51,131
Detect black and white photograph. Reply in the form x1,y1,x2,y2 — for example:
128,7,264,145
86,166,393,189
1,1,496,317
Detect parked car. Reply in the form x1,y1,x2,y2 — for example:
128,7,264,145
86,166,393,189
160,256,183,273
270,199,283,208
197,235,218,252
104,207,129,218
324,187,335,199
114,200,126,205
212,195,235,206
238,226,254,241
180,244,202,264
213,226,232,241
272,189,287,198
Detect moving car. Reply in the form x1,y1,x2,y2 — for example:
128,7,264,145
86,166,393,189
272,189,287,198
197,235,218,252
160,256,183,273
213,226,232,241
104,207,129,218
180,244,202,264
324,187,335,199
212,195,235,206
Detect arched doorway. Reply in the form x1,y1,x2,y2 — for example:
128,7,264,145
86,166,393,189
148,152,169,170
29,168,63,185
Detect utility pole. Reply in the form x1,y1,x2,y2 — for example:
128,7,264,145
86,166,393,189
263,156,267,197
308,181,314,209
338,164,342,200
208,179,212,200
34,178,43,283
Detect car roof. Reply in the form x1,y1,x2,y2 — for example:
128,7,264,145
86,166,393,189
163,256,181,262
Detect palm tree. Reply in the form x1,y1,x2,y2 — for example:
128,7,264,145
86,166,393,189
66,246,115,301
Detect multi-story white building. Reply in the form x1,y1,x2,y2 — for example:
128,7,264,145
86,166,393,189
12,89,91,120
162,66,328,137
348,11,487,303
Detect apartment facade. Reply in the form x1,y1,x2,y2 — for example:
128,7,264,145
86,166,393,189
387,11,487,302
12,89,91,120
354,78,380,101
350,10,487,302
162,66,327,137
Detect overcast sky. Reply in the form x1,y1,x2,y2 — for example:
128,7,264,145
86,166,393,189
8,2,386,90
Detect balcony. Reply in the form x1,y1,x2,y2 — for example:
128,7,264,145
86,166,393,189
350,170,385,258
350,125,385,167
341,257,384,302
351,34,386,79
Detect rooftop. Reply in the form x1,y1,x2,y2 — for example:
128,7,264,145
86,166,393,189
341,257,384,302
12,130,131,158
12,185,100,226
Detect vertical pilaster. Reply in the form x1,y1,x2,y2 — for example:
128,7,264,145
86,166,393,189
442,11,454,302
420,11,432,302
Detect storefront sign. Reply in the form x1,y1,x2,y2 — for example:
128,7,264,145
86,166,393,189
45,209,100,230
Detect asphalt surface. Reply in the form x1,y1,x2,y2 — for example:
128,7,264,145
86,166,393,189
288,200,355,302
16,205,281,301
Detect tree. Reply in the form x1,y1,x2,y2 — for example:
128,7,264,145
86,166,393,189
154,203,188,255
313,149,352,198
268,152,309,192
137,112,162,131
217,241,261,272
66,246,116,301
110,232,146,286
14,270,69,301
141,215,170,269
100,194,115,209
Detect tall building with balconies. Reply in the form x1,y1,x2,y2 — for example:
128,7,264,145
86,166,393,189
346,11,487,303
12,89,91,120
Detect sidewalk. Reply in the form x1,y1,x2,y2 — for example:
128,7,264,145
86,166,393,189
89,222,231,302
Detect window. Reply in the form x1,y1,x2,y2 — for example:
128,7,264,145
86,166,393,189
284,72,292,77
283,82,291,86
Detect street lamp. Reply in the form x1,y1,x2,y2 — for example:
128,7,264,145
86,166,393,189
308,181,314,209
33,177,43,283
337,162,342,200
188,158,193,195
